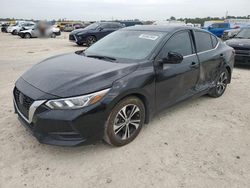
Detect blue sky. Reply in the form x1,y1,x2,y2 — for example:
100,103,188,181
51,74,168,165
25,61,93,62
1,0,249,21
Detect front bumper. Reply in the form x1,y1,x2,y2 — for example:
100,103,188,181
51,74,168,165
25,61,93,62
54,31,61,36
235,51,250,65
69,34,86,44
14,86,109,146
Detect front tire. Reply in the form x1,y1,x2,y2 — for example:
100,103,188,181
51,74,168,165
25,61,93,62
86,36,96,46
104,97,145,147
208,68,229,98
24,33,31,39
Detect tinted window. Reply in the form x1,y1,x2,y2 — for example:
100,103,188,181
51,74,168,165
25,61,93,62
211,35,218,48
235,28,250,39
218,23,228,28
195,31,213,52
211,23,219,28
101,24,110,29
211,23,228,28
161,31,193,57
110,23,120,29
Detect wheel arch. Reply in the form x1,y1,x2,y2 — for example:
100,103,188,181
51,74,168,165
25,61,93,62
108,91,152,124
225,66,232,83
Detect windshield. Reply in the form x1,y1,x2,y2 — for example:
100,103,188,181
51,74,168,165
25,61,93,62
83,23,99,30
235,28,250,39
85,30,165,60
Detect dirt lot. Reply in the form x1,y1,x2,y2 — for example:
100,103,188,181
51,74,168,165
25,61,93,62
0,32,249,188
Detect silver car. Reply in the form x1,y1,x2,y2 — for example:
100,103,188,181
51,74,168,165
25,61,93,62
7,21,35,35
18,24,57,38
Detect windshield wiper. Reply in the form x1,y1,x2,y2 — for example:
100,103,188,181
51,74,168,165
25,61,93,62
86,55,116,62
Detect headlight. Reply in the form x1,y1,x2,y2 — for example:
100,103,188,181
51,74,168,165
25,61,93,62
45,88,110,110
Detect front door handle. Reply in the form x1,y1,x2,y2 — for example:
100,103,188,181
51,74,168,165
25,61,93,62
190,62,199,68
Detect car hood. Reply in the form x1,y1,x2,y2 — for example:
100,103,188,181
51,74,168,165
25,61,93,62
70,28,94,35
226,38,250,48
20,52,138,98
70,28,86,35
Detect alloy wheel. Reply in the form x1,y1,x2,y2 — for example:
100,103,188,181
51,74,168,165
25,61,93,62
87,36,96,46
113,104,141,140
216,72,228,95
24,33,31,39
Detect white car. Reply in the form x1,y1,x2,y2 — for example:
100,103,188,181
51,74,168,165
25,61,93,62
18,24,59,38
222,28,241,40
7,21,35,35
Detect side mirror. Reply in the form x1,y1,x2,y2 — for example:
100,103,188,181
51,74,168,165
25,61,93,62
159,52,183,64
98,27,103,31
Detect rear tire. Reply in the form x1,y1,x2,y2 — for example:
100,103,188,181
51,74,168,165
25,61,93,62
24,33,31,39
104,97,145,147
208,68,229,98
51,33,56,38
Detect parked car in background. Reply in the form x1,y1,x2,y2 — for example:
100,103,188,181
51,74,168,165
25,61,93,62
18,23,59,38
69,22,124,46
203,20,224,29
225,28,250,65
51,25,61,36
153,20,186,26
56,21,75,31
14,25,234,146
7,21,35,35
118,20,143,27
63,23,85,32
1,23,10,33
222,28,241,40
206,22,232,38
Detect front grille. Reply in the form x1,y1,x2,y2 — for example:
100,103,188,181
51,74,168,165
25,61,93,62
14,87,34,119
233,46,250,51
69,34,75,41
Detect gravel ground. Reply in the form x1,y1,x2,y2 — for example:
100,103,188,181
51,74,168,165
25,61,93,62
0,32,250,188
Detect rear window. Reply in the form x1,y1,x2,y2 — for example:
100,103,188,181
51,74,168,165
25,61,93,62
195,31,213,52
212,23,228,28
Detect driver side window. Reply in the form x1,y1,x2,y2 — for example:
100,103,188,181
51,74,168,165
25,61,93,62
160,31,193,58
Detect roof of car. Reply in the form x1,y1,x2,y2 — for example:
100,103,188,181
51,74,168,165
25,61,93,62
123,25,205,33
99,21,122,25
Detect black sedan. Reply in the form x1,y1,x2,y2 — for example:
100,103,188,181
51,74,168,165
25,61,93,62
69,22,124,46
225,28,250,65
14,25,235,147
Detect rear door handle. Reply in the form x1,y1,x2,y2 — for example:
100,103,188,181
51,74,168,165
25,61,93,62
190,62,199,68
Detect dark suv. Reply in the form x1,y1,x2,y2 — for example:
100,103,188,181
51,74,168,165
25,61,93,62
69,22,124,46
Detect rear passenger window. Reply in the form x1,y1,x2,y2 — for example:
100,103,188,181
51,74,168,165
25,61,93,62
195,31,213,52
110,24,121,29
211,35,218,48
161,31,193,57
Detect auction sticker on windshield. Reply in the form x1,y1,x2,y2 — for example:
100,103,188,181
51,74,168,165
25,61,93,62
139,34,159,40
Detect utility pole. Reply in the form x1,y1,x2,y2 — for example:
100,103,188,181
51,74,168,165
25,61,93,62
225,11,228,19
